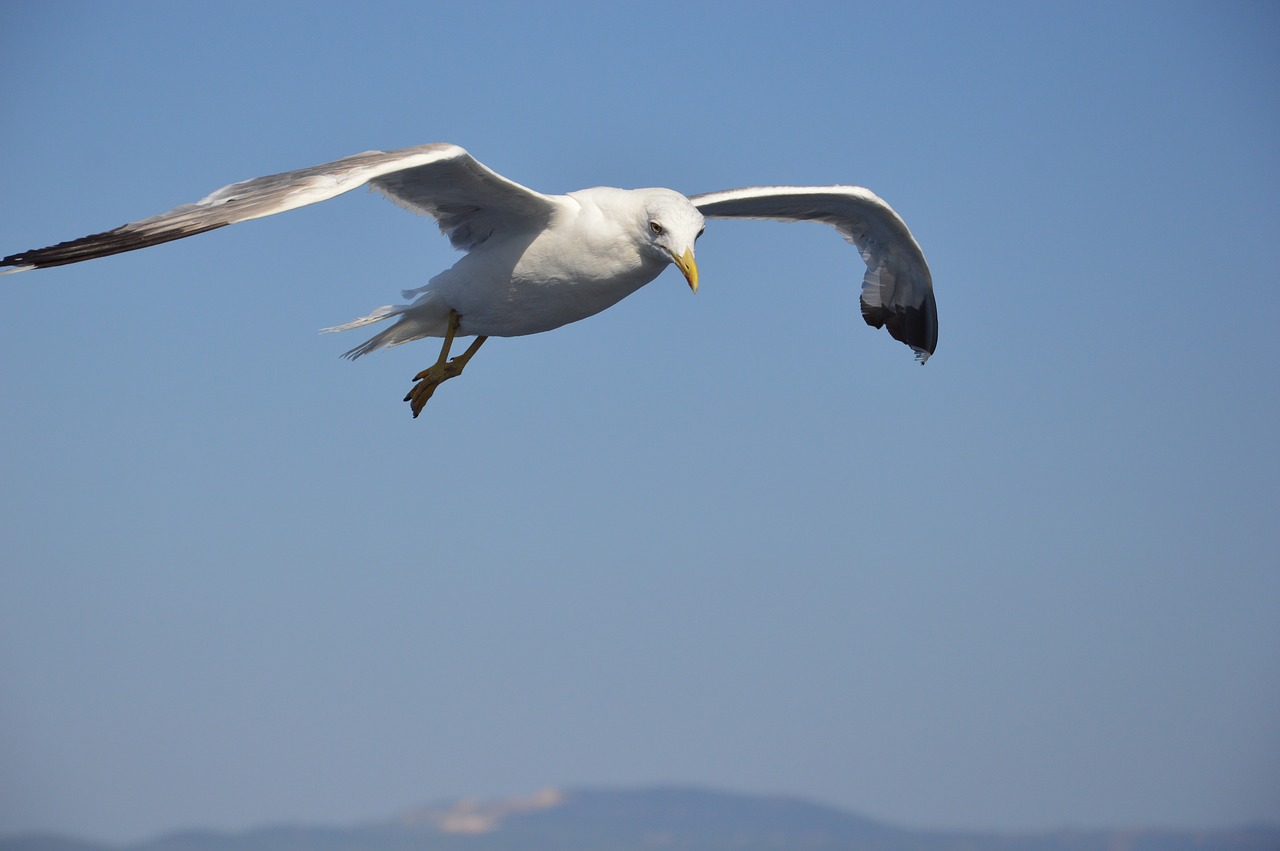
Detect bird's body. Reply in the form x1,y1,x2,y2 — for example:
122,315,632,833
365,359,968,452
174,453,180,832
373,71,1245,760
2,143,937,416
338,186,699,352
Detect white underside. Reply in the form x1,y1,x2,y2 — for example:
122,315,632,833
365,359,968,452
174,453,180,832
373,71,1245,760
326,189,675,358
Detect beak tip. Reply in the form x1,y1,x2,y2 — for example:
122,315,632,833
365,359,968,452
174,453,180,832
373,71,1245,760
678,247,699,294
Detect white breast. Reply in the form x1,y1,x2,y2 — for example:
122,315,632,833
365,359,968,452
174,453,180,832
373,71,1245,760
435,193,668,337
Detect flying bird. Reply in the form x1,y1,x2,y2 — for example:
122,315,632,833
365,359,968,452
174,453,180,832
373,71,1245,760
1,143,937,416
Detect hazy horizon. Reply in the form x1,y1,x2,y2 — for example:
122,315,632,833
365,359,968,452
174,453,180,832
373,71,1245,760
5,783,1279,847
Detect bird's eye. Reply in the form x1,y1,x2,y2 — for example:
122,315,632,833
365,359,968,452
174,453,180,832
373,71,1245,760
649,221,664,235
697,227,705,240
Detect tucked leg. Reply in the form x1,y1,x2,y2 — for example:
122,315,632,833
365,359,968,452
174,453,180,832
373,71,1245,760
403,310,488,417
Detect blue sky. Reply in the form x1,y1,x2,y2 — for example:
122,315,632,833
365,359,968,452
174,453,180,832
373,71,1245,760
1,0,1277,843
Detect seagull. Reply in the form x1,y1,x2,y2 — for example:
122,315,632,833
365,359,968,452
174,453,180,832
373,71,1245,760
1,143,937,417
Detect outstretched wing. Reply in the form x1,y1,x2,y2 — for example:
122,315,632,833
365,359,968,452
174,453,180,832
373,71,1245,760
691,186,937,362
2,143,562,272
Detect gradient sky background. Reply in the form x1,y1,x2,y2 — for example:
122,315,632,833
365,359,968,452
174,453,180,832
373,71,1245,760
1,0,1277,844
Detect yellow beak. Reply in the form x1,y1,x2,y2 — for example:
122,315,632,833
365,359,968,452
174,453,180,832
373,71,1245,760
669,247,699,294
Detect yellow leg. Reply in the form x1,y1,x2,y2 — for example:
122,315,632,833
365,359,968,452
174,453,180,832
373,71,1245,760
403,310,488,417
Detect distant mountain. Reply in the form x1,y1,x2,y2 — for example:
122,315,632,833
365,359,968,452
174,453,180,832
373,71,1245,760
4,786,1278,851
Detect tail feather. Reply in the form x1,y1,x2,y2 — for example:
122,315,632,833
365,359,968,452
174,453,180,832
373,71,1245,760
320,304,404,334
339,323,410,360
322,294,450,360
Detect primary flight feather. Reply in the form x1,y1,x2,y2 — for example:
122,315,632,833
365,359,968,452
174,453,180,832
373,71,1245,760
2,143,937,416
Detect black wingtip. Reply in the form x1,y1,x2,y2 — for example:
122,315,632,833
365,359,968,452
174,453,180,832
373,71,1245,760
2,221,229,272
861,293,938,363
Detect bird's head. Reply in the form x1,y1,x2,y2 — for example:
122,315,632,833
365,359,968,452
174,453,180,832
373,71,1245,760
638,190,705,293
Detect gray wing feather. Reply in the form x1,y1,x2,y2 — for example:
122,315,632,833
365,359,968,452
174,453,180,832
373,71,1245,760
691,186,937,362
2,143,560,272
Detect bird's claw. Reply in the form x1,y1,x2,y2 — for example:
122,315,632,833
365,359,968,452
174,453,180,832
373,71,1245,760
403,359,465,417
